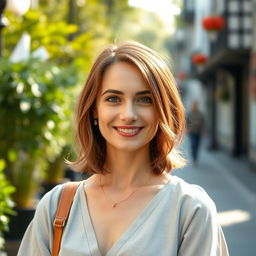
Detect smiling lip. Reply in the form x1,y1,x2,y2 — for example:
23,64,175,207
114,126,143,137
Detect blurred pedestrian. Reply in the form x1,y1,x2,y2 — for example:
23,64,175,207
186,100,205,165
18,41,228,255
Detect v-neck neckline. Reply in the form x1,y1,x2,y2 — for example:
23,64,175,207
79,178,171,256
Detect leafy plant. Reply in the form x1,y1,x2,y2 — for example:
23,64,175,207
0,58,79,208
3,8,107,72
3,2,171,71
0,159,15,250
4,9,78,64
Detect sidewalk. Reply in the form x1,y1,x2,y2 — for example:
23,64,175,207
173,137,256,256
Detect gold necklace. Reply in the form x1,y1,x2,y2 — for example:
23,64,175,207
99,174,151,208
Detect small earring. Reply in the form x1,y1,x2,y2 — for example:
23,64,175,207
94,119,98,125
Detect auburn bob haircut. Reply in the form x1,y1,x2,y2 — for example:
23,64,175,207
68,41,186,175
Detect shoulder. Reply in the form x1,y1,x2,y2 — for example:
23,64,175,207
165,175,217,214
39,183,65,205
34,181,84,227
35,184,65,220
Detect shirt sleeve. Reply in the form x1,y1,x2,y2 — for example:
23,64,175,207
17,184,63,256
178,187,229,256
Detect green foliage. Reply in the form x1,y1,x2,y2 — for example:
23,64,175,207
0,159,15,250
38,0,69,22
0,58,79,207
4,1,174,70
4,9,78,64
3,8,105,72
39,0,133,42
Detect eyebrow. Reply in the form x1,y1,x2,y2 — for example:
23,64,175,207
101,89,151,96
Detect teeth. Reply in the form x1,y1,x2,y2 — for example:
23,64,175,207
117,128,140,133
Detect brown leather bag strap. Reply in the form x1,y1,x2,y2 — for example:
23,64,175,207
52,181,81,256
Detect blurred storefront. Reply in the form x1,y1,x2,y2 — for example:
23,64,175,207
175,0,256,169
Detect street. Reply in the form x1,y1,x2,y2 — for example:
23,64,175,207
173,137,256,256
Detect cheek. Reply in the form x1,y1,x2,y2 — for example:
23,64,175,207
97,106,116,125
143,109,158,125
141,109,158,135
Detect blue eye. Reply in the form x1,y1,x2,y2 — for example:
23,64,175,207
137,96,153,104
106,96,120,102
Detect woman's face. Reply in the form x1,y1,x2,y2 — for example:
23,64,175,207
95,61,158,153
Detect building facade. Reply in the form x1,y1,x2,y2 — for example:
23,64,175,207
176,0,256,169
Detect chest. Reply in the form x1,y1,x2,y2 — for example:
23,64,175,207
84,187,159,255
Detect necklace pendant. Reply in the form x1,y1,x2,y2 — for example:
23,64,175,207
112,203,117,208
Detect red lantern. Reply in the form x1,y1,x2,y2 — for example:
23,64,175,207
192,54,207,65
202,16,225,31
202,16,225,41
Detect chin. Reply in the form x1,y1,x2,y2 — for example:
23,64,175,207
108,141,150,153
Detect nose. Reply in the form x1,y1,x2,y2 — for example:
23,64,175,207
120,102,138,122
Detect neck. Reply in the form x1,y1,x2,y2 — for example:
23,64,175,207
101,146,153,190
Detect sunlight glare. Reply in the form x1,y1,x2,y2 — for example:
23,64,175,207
129,0,181,32
218,209,251,227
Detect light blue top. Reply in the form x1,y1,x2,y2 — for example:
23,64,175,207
18,175,229,256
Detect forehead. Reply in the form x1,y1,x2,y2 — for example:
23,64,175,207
100,62,149,93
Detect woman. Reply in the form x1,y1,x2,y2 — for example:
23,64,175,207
18,41,229,255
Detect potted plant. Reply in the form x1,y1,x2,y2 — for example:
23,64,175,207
0,58,78,239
